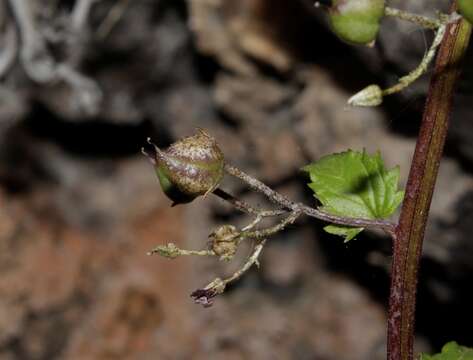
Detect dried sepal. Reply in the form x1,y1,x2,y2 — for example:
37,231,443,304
190,278,226,308
209,225,240,261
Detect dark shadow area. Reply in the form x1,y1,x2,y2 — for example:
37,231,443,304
416,191,473,349
416,257,473,350
23,103,172,158
0,103,172,194
299,175,392,304
310,219,392,305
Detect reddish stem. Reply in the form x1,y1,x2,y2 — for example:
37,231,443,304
387,5,472,360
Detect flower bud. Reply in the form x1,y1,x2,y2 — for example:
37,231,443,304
348,84,383,107
328,0,385,46
209,225,240,261
144,129,225,206
458,0,473,24
147,243,180,258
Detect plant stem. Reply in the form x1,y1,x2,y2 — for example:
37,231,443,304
224,164,295,209
384,6,443,29
387,5,471,360
147,243,215,258
224,164,396,234
382,24,446,96
96,0,131,39
212,188,287,217
242,210,302,239
221,239,266,285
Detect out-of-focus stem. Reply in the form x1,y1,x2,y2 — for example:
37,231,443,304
384,6,443,29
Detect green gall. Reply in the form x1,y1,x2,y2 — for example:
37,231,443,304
144,129,225,206
328,0,385,45
458,0,473,24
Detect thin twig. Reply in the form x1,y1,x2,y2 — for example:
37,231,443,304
147,242,215,258
384,6,443,29
56,64,103,116
0,21,18,78
222,239,266,285
382,24,446,96
72,0,99,31
224,164,396,235
241,215,263,232
8,0,56,82
224,164,296,209
348,23,446,107
242,210,302,239
212,188,287,217
8,0,102,115
299,204,396,236
190,240,267,307
96,0,131,40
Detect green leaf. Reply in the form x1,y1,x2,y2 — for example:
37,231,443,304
302,150,404,241
324,225,363,242
420,341,473,360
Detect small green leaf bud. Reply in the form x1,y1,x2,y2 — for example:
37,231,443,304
328,0,385,46
348,84,383,107
458,0,473,24
209,225,240,261
144,129,225,206
147,243,180,258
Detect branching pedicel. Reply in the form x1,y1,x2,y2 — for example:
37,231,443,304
144,131,401,306
143,0,458,311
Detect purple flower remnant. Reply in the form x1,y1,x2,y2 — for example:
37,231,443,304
190,288,218,308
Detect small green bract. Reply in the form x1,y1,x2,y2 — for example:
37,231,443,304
420,341,473,360
302,150,404,241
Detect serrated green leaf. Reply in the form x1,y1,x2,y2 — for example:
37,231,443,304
324,225,363,242
420,341,473,360
302,150,404,241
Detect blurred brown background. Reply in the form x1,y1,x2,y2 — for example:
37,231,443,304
1,0,472,359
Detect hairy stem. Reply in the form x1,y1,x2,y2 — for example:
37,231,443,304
243,210,302,239
224,164,295,209
190,240,267,307
384,6,443,29
222,239,266,285
382,24,446,96
212,188,287,217
147,242,215,258
224,164,396,235
387,6,472,360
